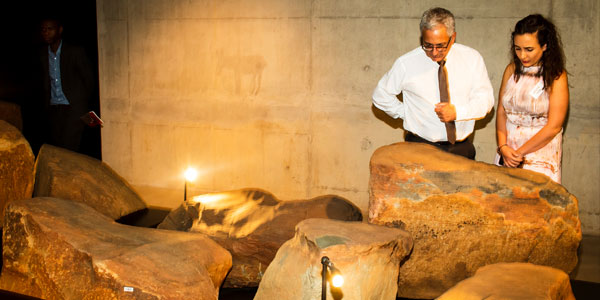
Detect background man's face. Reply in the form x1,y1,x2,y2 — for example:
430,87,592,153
421,25,455,62
41,20,62,45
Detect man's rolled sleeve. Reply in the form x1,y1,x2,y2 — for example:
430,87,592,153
372,60,406,120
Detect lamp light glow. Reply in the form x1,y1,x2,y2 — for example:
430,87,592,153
331,273,344,288
184,167,198,182
183,167,198,202
321,256,343,299
192,193,227,204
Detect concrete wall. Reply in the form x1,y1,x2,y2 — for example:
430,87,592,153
96,0,600,235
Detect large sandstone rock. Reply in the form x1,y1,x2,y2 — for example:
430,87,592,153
33,144,147,219
0,120,34,226
368,142,581,299
0,101,23,131
438,263,575,300
0,197,232,300
254,218,413,300
158,188,363,288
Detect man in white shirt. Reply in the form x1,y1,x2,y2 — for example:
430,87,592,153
372,7,494,159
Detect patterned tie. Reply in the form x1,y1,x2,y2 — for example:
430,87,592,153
438,60,456,144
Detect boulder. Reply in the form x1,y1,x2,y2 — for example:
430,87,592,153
0,120,34,226
158,188,363,287
438,262,575,300
254,218,413,300
33,144,147,219
0,197,232,300
0,101,22,131
368,142,581,299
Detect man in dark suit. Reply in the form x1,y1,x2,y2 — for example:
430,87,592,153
39,17,93,152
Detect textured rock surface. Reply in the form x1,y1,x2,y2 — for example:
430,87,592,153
368,142,581,299
158,188,363,287
33,144,147,219
438,262,575,300
254,218,413,300
0,120,34,225
0,101,22,131
0,197,232,300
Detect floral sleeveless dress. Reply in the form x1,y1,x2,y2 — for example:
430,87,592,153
499,66,562,183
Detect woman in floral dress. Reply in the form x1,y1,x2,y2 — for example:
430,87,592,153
496,14,569,183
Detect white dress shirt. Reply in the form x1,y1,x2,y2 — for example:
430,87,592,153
372,43,494,142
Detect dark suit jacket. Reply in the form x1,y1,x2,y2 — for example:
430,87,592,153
40,41,94,116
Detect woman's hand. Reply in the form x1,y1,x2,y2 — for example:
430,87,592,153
500,146,523,167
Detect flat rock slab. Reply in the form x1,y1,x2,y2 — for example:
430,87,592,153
0,120,34,225
438,262,575,300
254,218,413,300
0,197,232,300
158,188,363,287
369,142,582,299
33,144,147,219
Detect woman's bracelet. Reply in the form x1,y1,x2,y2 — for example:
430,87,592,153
497,144,508,154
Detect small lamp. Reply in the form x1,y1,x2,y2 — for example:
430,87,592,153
321,256,344,300
183,167,198,202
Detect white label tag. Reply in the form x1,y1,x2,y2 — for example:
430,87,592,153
529,80,544,99
124,287,134,292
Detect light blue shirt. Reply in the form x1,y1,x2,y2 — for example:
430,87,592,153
48,41,70,105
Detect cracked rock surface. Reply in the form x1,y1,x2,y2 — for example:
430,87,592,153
1,197,232,300
369,142,581,299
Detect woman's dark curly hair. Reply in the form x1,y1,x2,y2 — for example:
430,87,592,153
511,14,566,90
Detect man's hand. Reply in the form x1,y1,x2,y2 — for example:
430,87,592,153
434,103,456,122
435,103,456,122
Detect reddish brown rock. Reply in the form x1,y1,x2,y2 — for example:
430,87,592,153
438,263,575,300
0,120,34,225
368,142,581,299
33,144,147,219
158,188,363,287
254,218,413,300
0,101,22,131
0,197,232,300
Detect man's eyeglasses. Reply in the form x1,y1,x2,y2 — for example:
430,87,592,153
422,36,453,52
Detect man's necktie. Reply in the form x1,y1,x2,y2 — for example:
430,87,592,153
438,60,456,144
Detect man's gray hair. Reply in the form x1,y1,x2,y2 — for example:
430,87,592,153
420,7,455,35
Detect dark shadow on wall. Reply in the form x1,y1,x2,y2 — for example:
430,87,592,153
474,106,495,131
370,93,405,139
470,105,495,145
